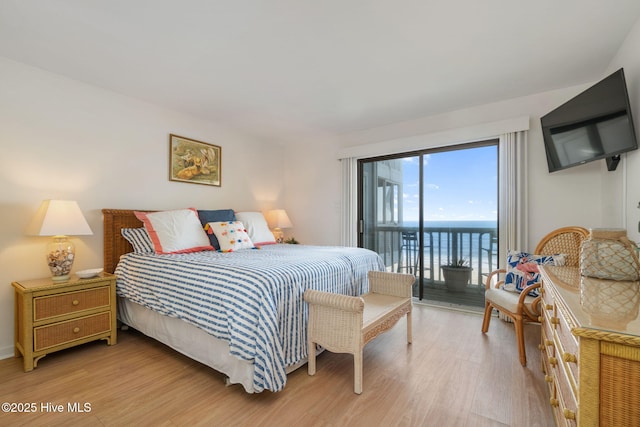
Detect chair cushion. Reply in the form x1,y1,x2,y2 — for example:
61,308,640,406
503,251,565,296
485,288,538,314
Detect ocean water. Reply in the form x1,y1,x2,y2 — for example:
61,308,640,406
403,220,497,229
398,220,498,276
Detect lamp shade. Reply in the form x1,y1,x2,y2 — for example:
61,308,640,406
27,200,93,236
266,209,293,229
27,200,93,281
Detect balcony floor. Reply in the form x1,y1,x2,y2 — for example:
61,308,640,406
414,281,485,309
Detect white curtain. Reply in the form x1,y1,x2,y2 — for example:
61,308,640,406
340,157,358,246
498,130,528,267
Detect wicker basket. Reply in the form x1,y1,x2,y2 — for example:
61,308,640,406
580,229,640,281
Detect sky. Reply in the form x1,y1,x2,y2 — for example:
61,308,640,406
401,145,498,222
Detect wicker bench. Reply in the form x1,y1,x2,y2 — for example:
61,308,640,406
304,271,414,394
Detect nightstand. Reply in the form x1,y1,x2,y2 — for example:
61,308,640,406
12,272,117,372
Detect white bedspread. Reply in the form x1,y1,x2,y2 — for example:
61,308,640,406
115,244,384,392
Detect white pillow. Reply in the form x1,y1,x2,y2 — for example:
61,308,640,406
234,212,276,246
134,208,213,254
207,221,255,252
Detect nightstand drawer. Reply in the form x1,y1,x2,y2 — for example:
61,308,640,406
34,312,111,351
34,286,111,321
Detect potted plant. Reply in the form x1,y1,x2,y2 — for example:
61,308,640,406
441,258,472,292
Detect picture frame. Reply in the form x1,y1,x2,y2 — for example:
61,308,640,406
169,134,221,187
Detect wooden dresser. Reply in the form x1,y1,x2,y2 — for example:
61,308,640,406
539,266,640,426
12,273,117,372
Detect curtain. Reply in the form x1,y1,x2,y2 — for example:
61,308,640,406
340,157,358,246
498,130,528,267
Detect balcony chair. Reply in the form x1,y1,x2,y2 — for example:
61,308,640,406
398,231,419,275
397,231,433,280
481,234,498,280
481,226,589,366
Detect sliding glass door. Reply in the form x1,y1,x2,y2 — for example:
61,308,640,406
358,141,498,307
360,155,421,279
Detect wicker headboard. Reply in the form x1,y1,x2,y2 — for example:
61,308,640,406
102,209,151,273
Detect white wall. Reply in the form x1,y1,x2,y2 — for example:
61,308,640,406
281,134,344,246
0,57,284,358
608,17,640,243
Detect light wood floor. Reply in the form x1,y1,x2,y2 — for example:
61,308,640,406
0,303,553,427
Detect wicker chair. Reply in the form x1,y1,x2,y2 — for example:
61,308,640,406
481,226,589,366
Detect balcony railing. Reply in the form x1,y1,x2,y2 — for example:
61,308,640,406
365,225,498,288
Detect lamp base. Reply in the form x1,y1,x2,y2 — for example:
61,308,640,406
47,236,75,282
273,228,284,244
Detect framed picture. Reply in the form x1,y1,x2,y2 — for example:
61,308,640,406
169,134,221,187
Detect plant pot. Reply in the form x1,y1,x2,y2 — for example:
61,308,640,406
441,266,472,292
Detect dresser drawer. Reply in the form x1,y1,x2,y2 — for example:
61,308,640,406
549,376,565,427
541,309,556,358
34,312,111,351
555,358,578,426
553,305,580,392
541,327,556,396
34,286,111,321
541,285,554,313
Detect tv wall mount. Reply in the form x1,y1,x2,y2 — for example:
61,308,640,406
606,155,621,171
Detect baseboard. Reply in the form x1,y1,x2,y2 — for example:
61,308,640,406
0,344,15,360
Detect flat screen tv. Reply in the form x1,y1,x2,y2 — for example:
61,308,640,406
541,68,638,172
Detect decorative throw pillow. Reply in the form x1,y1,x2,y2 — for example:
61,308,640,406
197,209,236,249
134,208,213,254
121,228,154,254
503,251,566,296
234,211,276,246
206,221,255,252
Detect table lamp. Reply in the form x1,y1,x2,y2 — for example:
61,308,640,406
266,209,293,243
27,200,93,281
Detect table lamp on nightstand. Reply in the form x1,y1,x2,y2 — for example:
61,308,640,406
266,209,293,243
26,200,93,281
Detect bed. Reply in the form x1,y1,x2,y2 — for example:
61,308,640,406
102,209,385,393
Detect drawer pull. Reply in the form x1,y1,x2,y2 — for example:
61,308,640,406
545,339,553,347
550,317,560,325
550,397,559,407
549,357,558,367
563,409,576,420
72,300,80,306
73,327,80,334
545,375,553,383
563,352,577,364
545,304,553,310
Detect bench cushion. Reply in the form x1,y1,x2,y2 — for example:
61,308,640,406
362,293,411,343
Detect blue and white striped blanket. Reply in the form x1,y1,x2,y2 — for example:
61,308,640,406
115,244,384,392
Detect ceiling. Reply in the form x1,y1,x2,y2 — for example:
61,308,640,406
1,0,640,144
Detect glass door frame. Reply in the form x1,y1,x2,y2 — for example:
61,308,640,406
357,139,498,301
